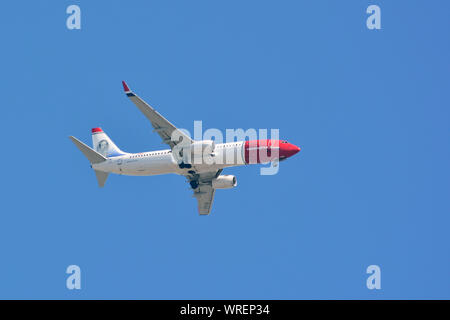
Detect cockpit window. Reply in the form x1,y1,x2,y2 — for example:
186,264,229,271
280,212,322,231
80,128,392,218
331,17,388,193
281,140,288,143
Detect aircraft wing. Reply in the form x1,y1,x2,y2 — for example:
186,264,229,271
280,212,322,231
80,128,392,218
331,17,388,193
188,170,222,215
194,184,216,215
122,81,193,149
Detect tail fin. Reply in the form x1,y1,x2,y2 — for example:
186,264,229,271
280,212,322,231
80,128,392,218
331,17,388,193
91,128,125,158
69,136,109,187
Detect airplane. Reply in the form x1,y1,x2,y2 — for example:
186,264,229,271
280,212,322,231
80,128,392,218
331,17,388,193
70,81,301,215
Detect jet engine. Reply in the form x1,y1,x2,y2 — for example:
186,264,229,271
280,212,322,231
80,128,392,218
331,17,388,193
190,140,215,153
183,140,215,163
212,175,237,189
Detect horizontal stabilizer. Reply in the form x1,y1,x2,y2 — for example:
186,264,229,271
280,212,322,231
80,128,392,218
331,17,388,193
94,170,109,188
69,136,107,164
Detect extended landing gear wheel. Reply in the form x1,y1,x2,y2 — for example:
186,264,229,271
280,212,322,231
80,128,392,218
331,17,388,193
190,181,199,189
178,162,192,169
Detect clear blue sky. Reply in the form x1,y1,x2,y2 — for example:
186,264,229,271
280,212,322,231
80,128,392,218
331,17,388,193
1,1,449,299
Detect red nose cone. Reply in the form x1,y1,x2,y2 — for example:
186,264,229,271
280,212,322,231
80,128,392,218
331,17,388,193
244,140,300,164
280,142,301,158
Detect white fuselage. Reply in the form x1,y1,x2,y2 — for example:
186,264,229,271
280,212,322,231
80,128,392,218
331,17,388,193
92,142,246,176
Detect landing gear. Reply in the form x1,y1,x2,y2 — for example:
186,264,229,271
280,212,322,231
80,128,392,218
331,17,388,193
178,162,192,169
190,180,199,189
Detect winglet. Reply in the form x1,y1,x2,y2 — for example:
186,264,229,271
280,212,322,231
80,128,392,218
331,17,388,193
122,81,135,97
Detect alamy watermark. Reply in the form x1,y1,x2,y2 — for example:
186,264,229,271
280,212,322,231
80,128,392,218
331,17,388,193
66,5,81,30
366,5,381,30
366,265,381,290
66,265,81,290
170,121,283,175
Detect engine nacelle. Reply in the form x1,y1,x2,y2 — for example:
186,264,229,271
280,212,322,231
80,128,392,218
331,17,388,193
212,175,237,189
183,140,215,162
190,140,215,152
